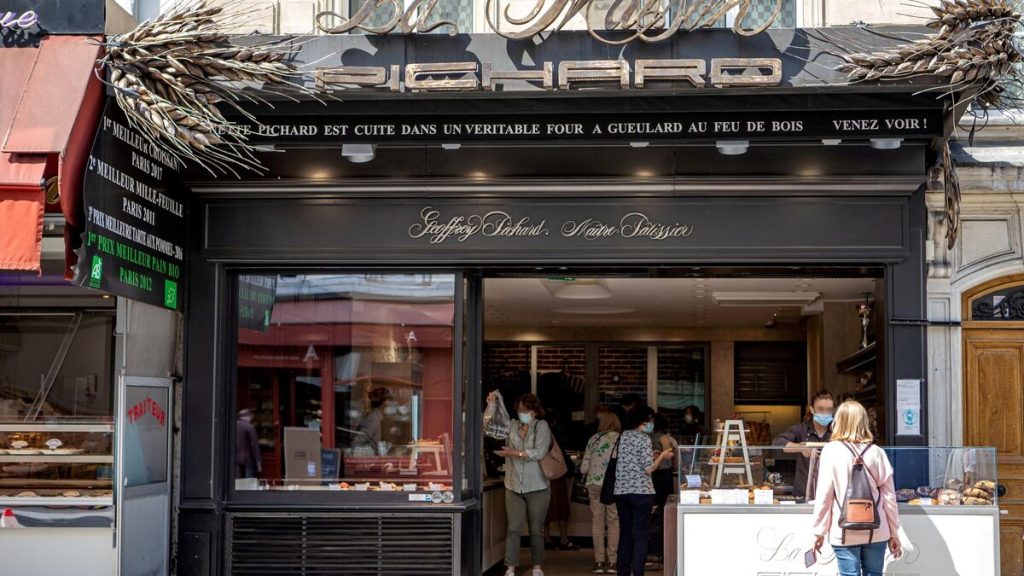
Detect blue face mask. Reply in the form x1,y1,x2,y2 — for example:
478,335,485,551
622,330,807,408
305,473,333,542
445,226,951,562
518,413,533,425
813,413,834,427
642,422,655,434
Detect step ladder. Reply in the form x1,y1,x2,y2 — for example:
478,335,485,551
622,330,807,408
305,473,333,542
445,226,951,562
711,419,753,487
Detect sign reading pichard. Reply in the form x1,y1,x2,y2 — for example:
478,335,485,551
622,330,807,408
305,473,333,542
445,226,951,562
75,100,188,312
233,108,944,144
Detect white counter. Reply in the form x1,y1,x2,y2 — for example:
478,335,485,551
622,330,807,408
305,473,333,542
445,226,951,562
676,503,1000,576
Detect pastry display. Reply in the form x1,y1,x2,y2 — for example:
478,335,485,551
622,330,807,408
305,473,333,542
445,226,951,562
896,488,916,502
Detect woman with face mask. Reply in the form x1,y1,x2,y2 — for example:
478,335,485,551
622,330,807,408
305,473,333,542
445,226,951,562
613,406,674,576
772,389,835,500
492,393,552,576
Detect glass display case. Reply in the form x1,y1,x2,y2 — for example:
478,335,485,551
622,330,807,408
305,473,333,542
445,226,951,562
0,421,114,506
677,443,999,507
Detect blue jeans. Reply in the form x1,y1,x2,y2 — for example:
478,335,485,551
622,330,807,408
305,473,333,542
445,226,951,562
833,541,887,576
614,494,654,576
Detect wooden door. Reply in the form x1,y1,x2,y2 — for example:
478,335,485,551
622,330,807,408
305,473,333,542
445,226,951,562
964,275,1024,576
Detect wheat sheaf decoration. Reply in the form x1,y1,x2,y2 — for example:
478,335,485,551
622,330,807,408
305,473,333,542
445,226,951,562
99,1,319,175
836,0,1024,110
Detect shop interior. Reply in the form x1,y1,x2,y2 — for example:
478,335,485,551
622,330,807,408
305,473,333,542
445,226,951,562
478,269,884,573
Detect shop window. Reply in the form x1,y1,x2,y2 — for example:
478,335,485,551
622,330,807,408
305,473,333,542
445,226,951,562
234,273,457,495
0,312,115,421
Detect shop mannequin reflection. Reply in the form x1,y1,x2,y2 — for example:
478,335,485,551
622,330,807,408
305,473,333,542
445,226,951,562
773,389,835,500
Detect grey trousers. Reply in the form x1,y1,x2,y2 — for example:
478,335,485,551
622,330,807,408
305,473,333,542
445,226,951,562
505,488,551,567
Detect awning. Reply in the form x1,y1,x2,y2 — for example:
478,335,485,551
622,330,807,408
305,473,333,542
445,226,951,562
0,35,103,274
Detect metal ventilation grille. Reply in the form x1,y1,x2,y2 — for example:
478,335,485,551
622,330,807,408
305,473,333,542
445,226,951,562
229,513,457,576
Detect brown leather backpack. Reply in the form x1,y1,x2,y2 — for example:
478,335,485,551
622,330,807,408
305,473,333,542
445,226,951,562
834,442,882,544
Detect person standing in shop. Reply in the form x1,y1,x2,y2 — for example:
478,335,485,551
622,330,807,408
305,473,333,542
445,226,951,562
235,409,262,479
492,393,552,576
581,406,622,574
811,400,902,576
773,389,835,500
614,406,674,576
358,387,392,455
646,412,678,570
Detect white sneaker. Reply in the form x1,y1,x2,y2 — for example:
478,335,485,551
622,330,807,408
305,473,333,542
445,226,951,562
504,568,515,576
532,569,544,576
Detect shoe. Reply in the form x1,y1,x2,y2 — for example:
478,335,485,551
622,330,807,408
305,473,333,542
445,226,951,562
532,568,544,576
504,568,515,576
559,540,580,551
605,564,617,574
592,562,605,574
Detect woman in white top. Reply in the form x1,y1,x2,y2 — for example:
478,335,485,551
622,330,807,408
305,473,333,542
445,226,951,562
811,400,902,576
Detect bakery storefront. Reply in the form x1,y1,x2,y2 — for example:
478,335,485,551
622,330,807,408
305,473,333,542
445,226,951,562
134,7,1013,576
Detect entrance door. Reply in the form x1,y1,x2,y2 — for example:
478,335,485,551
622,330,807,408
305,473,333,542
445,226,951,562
117,375,173,576
963,275,1024,575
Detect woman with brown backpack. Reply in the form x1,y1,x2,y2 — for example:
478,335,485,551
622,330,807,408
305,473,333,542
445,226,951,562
811,400,903,576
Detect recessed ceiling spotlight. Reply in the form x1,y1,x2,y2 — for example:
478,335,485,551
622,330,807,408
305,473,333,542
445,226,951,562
716,140,749,155
869,138,903,150
822,139,842,146
341,143,375,163
441,143,461,150
630,141,650,148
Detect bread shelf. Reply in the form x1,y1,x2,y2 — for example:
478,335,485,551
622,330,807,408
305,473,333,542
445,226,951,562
0,423,113,433
0,455,113,464
0,496,113,507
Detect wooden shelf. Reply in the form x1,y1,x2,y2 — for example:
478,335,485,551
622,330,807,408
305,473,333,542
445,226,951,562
0,496,112,507
0,423,113,433
0,455,112,464
837,342,878,375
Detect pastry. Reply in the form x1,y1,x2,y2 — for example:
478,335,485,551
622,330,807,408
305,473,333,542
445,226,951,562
963,496,993,506
896,489,916,502
962,487,990,499
15,491,37,498
938,489,962,505
61,490,81,498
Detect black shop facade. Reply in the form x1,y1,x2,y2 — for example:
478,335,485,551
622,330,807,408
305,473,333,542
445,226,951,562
152,29,946,576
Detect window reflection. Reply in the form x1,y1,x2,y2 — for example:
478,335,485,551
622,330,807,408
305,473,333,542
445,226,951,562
235,274,456,494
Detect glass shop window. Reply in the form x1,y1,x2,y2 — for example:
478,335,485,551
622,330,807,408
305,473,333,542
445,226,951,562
234,273,457,495
0,312,116,422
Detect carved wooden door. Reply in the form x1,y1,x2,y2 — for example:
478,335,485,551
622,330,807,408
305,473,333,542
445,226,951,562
964,275,1024,575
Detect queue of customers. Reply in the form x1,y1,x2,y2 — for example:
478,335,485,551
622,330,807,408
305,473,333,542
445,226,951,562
488,392,677,576
489,389,903,576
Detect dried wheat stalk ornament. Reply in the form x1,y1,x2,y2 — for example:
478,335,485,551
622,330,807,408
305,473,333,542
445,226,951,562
99,1,318,175
836,0,1024,110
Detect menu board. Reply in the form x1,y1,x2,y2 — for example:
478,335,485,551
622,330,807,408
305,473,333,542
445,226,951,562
75,100,187,311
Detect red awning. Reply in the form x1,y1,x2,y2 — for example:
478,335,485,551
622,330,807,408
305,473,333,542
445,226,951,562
0,35,103,274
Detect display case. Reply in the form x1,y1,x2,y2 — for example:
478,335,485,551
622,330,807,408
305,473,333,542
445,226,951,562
676,444,999,507
0,421,114,506
672,445,1002,576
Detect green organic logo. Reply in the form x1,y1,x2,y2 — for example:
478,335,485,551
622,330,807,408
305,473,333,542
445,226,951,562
88,256,103,288
164,279,178,309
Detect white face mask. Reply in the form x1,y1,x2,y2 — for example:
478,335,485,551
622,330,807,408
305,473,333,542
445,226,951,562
518,412,533,425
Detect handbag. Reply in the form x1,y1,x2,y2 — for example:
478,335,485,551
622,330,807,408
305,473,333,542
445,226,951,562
540,435,569,480
599,436,622,505
571,476,590,505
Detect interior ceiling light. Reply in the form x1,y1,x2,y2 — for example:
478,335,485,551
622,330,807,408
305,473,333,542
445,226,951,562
542,278,613,300
869,138,902,150
711,291,821,307
822,139,842,146
630,141,650,148
442,143,461,150
716,140,749,155
342,143,376,163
